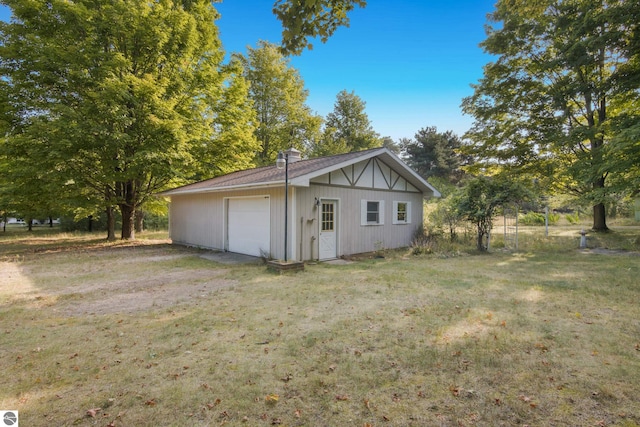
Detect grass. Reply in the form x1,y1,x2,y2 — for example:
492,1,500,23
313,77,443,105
1,226,640,426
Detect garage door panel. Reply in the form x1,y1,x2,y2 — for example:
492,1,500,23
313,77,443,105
228,197,270,257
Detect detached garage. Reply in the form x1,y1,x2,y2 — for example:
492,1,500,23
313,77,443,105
160,147,440,260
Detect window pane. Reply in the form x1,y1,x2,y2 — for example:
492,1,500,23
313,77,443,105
366,201,379,223
397,202,407,222
322,203,334,231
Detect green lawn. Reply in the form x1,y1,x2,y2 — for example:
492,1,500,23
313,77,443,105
1,227,639,426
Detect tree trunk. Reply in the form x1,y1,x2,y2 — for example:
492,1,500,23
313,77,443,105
592,175,608,231
477,231,484,251
134,209,144,233
120,204,135,240
106,207,116,241
117,179,137,240
592,202,608,231
27,219,33,232
88,215,93,233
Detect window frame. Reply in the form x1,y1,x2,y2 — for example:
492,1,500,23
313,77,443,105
393,201,412,225
361,199,385,226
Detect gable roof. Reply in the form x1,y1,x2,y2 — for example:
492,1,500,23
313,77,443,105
160,148,441,198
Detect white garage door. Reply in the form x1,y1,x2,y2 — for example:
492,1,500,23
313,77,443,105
227,196,270,257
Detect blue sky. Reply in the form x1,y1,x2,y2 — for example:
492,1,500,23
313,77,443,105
0,1,496,141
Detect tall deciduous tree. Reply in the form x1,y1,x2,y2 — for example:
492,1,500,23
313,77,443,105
0,0,256,239
312,89,380,156
273,0,366,55
462,0,639,231
237,41,321,165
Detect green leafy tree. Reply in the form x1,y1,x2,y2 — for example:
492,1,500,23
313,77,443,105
0,0,256,239
604,97,640,199
273,0,366,55
457,176,530,251
402,127,465,184
237,41,322,165
312,90,380,156
428,191,464,241
461,0,640,231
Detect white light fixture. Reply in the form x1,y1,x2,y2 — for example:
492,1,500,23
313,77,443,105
276,152,286,170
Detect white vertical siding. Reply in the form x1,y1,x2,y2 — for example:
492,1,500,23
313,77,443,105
295,185,423,260
169,182,425,261
169,187,289,260
169,193,222,249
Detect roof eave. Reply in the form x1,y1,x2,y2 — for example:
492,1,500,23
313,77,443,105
158,180,285,196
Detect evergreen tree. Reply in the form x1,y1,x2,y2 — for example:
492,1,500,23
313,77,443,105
402,127,464,184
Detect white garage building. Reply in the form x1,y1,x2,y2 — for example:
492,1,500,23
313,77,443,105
160,147,440,261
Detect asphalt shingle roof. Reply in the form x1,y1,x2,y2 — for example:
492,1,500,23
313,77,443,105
161,148,440,197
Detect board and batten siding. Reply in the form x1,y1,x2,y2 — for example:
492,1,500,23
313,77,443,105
169,187,288,259
295,185,423,261
167,155,434,261
169,193,221,249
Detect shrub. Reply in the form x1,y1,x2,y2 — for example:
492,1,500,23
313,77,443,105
519,211,545,225
565,212,580,224
519,211,560,226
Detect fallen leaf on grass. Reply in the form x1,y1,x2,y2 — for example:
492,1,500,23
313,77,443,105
518,394,538,407
534,343,548,352
265,394,279,403
86,408,101,418
280,373,293,382
205,399,221,410
335,394,349,401
145,399,156,406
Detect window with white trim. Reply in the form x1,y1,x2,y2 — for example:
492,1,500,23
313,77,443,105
361,200,385,225
393,201,412,224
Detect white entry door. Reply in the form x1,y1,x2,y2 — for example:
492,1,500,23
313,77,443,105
319,200,337,260
227,196,270,257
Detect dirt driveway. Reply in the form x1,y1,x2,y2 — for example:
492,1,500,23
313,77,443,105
1,243,256,317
